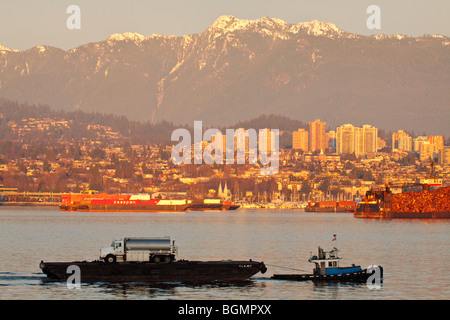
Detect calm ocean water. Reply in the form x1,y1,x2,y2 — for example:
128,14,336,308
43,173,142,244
0,207,449,300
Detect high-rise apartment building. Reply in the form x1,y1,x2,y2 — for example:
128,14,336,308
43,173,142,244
336,124,357,155
211,128,252,155
336,124,378,156
392,130,412,152
427,136,444,154
211,132,227,153
259,128,272,155
292,129,308,151
439,147,450,166
419,141,434,162
414,136,444,162
377,137,387,150
413,136,428,153
362,125,378,154
309,119,327,152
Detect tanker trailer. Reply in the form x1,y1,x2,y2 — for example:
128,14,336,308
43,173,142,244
100,237,177,263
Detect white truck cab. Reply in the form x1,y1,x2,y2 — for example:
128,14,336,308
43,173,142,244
101,240,125,263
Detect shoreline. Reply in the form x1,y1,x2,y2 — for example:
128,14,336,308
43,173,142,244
0,202,59,207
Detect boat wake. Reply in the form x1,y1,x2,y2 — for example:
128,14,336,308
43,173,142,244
0,272,46,286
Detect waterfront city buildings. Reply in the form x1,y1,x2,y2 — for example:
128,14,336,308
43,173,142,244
336,124,378,156
309,119,327,153
392,130,413,152
292,129,308,151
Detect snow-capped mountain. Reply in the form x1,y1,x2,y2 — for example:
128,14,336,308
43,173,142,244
0,15,449,134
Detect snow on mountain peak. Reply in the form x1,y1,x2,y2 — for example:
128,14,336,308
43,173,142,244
209,15,251,33
35,45,47,53
208,15,293,40
210,15,293,31
210,15,237,27
208,15,346,39
107,32,147,42
292,20,343,36
0,44,20,54
0,44,11,52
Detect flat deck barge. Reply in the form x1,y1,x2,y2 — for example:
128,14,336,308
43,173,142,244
40,260,267,283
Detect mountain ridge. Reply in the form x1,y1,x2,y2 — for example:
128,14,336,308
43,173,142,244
0,15,449,135
3,15,449,52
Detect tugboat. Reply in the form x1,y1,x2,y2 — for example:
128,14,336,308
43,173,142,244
272,239,383,283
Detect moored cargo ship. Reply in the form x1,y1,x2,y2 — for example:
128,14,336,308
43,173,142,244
60,193,240,212
60,193,189,212
186,199,240,211
305,201,355,213
222,201,240,210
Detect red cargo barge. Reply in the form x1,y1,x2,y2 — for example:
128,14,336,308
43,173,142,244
60,194,240,212
60,194,189,212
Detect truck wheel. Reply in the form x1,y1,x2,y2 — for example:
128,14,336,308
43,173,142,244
105,254,116,264
163,256,171,263
152,256,161,263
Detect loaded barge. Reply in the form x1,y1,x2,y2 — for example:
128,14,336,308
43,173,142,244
40,237,266,283
60,193,240,212
355,162,449,219
354,186,450,219
60,194,189,212
40,260,266,283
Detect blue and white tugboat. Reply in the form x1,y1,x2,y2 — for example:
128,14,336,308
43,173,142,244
272,237,383,283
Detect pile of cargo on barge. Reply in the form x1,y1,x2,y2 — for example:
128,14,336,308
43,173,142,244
355,186,450,219
391,186,450,214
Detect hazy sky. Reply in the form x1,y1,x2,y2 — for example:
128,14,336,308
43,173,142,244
1,0,449,51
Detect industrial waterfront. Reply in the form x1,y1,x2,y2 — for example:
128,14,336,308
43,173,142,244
0,207,448,300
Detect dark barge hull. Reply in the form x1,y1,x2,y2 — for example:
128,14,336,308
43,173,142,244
223,204,240,210
186,203,224,211
271,267,383,283
354,211,450,219
186,203,240,211
61,204,190,212
305,207,348,213
40,260,266,283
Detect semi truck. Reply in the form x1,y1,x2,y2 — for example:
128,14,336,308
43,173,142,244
100,237,177,263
